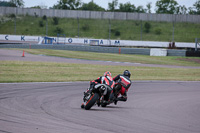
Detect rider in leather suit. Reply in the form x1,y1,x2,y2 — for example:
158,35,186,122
81,71,115,108
112,70,131,105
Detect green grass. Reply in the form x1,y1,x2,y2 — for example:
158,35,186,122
21,49,200,67
0,60,200,83
0,49,200,82
1,15,200,42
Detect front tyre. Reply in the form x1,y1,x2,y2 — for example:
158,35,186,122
85,93,99,110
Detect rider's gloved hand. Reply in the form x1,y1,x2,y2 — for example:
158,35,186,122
90,82,95,90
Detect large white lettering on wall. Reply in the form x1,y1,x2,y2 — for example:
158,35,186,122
0,34,195,48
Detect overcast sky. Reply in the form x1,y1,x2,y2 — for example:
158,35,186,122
23,0,196,13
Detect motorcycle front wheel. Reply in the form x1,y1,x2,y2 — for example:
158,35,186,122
85,93,99,110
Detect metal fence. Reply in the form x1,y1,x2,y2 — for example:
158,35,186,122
0,44,186,56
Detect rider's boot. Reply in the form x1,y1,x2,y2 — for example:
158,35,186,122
114,99,118,105
114,96,127,105
101,100,109,107
97,99,101,107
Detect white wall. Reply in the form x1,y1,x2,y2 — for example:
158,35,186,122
0,34,197,48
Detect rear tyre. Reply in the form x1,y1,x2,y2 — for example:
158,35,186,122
85,93,99,110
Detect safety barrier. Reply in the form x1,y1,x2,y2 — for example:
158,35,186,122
0,44,186,56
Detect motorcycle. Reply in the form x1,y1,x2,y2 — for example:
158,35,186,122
109,79,127,104
81,84,112,110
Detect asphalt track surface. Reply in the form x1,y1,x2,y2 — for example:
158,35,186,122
0,49,200,133
0,81,200,133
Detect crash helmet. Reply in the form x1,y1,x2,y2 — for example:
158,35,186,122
123,70,131,78
104,71,112,77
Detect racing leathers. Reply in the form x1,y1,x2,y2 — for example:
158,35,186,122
89,75,115,102
81,71,115,108
112,74,131,104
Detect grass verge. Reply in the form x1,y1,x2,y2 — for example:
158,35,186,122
21,49,200,67
0,60,200,83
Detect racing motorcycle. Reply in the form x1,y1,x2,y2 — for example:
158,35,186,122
81,84,112,110
109,78,128,104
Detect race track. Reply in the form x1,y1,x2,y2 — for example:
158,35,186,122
0,81,200,133
0,49,200,133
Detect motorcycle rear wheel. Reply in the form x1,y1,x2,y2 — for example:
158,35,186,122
85,93,99,110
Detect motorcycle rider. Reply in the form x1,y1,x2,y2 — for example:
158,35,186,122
81,71,115,108
112,70,131,105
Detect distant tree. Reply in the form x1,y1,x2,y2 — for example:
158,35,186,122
52,17,59,25
80,1,105,11
42,15,47,20
176,5,187,14
146,2,152,13
10,0,24,7
54,27,64,34
0,1,16,7
194,0,200,14
154,28,162,35
31,6,41,9
8,13,16,19
39,20,44,27
144,22,151,33
155,0,179,14
115,30,120,36
119,2,136,12
30,5,47,9
188,0,200,14
108,0,118,11
53,0,81,10
81,24,89,31
188,7,195,14
135,6,147,13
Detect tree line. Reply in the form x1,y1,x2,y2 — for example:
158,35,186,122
0,0,200,15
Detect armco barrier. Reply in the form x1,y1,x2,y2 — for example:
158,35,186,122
0,44,186,56
167,49,186,56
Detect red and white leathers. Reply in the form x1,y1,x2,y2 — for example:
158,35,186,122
90,75,115,89
81,71,115,108
89,73,115,102
113,74,131,102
